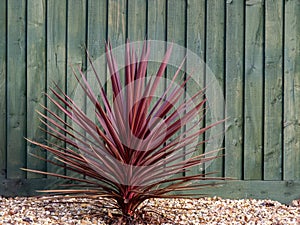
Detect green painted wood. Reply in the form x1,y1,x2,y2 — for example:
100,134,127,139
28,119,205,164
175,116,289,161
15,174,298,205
181,180,300,204
244,0,264,180
26,0,47,178
147,0,166,147
186,0,206,176
1,178,300,205
147,0,166,42
205,0,225,177
0,178,66,197
284,0,300,180
46,0,67,175
6,0,27,179
167,0,185,47
127,0,147,41
225,0,244,179
0,0,6,179
87,0,107,60
86,0,107,136
127,0,147,105
66,0,87,178
264,0,283,181
107,0,127,105
147,0,166,82
167,0,186,177
2,0,300,201
107,0,127,48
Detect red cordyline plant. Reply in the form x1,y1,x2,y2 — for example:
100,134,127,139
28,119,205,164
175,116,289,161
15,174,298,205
24,40,224,219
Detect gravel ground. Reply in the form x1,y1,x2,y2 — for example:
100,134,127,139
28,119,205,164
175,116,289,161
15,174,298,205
0,195,299,224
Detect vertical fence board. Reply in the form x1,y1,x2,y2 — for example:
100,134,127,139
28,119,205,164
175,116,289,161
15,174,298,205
186,0,205,176
2,0,300,197
26,0,47,178
46,0,67,175
167,0,186,177
147,0,166,42
147,0,166,139
87,0,107,60
87,0,107,130
244,0,264,180
107,0,127,102
147,0,166,71
264,0,283,180
205,0,225,177
225,0,244,179
127,0,147,41
0,0,6,179
107,0,126,48
284,0,300,180
7,0,27,179
66,0,87,177
167,0,186,47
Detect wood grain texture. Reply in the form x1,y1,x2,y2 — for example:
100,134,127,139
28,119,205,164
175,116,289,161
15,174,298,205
192,180,300,204
0,0,6,178
1,178,300,205
46,0,67,175
264,0,283,180
107,0,127,103
284,0,300,180
244,0,264,180
147,0,166,140
205,0,225,177
26,0,47,178
147,0,166,42
86,0,107,132
87,0,107,60
127,0,147,41
6,0,27,179
107,0,126,48
225,0,244,179
186,0,206,176
1,0,300,200
167,0,186,177
66,0,87,177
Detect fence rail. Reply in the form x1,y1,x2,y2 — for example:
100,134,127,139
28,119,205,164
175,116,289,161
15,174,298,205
0,0,300,202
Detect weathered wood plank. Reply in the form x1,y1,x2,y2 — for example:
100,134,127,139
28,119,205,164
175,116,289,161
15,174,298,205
46,0,67,175
147,0,166,42
225,0,244,179
0,0,7,179
86,0,107,138
66,0,87,177
87,0,107,60
186,0,206,176
147,0,166,77
147,1,166,79
6,0,27,179
107,0,126,48
127,0,147,41
190,180,300,204
205,0,225,177
107,0,127,107
284,0,300,180
264,0,283,180
26,0,47,178
1,178,300,205
167,0,186,178
147,0,166,145
0,178,66,197
244,0,264,180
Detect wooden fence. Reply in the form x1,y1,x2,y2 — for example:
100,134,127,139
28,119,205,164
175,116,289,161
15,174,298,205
0,0,300,203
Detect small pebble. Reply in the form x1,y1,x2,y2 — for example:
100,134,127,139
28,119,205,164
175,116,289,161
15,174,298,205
0,195,299,224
